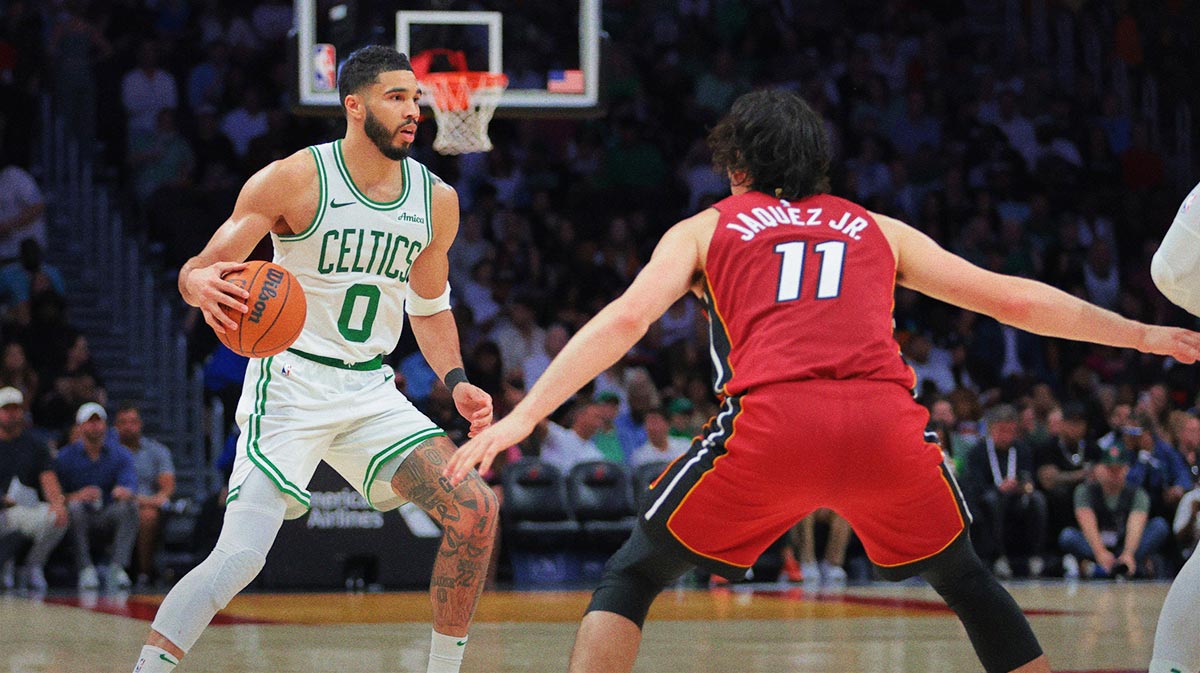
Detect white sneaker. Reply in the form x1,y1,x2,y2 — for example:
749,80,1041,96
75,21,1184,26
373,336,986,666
1028,556,1045,578
992,557,1013,579
78,565,100,591
25,567,47,594
820,561,848,584
1062,554,1080,580
1080,558,1099,579
800,562,821,584
107,566,132,591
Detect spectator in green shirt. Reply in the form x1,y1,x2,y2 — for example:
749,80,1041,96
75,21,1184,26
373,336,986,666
1058,443,1170,578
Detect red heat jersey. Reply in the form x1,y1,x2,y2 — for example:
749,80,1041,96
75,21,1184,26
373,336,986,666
703,191,915,395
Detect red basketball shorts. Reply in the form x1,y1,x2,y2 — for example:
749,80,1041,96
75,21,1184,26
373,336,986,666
639,379,969,578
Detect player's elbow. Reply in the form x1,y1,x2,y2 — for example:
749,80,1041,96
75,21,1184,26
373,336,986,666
609,300,654,338
612,309,650,337
990,290,1036,327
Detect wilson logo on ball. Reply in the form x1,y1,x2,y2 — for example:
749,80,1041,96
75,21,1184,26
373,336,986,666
248,267,286,324
217,261,307,358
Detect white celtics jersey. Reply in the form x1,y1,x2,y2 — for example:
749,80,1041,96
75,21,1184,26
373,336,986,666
273,139,434,365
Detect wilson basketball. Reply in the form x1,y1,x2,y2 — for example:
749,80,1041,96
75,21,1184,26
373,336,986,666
217,261,307,358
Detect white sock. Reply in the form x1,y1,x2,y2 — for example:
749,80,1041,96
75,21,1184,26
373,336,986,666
133,646,179,673
1148,659,1193,673
428,631,467,673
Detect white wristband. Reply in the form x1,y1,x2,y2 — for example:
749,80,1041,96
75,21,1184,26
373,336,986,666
406,282,452,316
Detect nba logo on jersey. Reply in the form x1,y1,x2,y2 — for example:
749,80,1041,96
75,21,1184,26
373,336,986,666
280,363,293,377
313,44,337,92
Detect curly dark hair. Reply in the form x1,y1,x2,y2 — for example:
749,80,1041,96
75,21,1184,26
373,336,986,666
707,89,830,200
337,45,413,105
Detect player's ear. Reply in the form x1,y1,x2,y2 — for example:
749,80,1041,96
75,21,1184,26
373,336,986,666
343,92,365,120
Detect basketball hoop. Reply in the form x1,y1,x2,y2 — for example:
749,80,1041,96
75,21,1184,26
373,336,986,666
423,71,508,155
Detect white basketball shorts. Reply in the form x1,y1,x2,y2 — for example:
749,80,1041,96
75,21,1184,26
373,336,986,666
227,348,445,519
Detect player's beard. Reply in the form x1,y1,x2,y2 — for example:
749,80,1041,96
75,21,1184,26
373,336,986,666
364,105,412,161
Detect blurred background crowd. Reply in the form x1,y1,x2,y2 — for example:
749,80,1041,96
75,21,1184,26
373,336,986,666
2,0,1200,589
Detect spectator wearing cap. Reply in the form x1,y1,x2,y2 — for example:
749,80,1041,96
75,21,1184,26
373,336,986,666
54,403,138,591
629,408,690,469
1035,402,1101,554
590,391,624,463
1121,411,1191,521
0,386,66,593
111,402,174,587
667,398,700,440
962,404,1048,577
1058,443,1170,578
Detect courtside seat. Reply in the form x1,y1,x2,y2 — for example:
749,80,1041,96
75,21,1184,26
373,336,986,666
157,499,200,582
566,461,636,551
502,458,579,551
631,460,672,508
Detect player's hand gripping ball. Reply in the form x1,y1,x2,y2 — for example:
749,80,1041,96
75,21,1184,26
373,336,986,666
216,261,307,358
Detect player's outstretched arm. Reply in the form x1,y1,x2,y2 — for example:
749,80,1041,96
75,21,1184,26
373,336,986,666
1151,181,1200,317
178,150,317,335
444,212,711,484
875,212,1200,363
408,180,493,435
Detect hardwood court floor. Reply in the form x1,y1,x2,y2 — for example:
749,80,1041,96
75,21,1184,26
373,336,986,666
0,581,1169,672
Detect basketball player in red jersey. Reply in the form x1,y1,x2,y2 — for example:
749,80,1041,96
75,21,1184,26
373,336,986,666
447,90,1200,673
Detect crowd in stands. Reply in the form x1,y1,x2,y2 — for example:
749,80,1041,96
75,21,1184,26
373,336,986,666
1,392,175,592
2,0,1200,589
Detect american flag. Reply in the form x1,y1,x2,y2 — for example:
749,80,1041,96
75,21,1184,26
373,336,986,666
547,69,585,94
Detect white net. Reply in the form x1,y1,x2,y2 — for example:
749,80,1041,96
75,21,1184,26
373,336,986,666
424,72,508,155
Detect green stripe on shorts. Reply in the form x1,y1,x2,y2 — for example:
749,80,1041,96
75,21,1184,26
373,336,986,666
246,357,311,507
362,428,447,510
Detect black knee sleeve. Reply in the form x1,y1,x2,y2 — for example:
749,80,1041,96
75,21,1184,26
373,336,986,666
586,526,693,628
920,538,1043,673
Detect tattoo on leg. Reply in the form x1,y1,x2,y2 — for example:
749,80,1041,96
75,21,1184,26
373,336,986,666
390,437,499,631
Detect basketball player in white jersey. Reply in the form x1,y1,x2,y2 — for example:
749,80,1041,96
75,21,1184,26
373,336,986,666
1149,180,1200,673
131,46,496,673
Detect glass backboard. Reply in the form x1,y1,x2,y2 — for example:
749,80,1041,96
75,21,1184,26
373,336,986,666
293,0,601,116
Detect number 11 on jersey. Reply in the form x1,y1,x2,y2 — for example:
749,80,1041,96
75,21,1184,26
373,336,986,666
774,240,846,302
